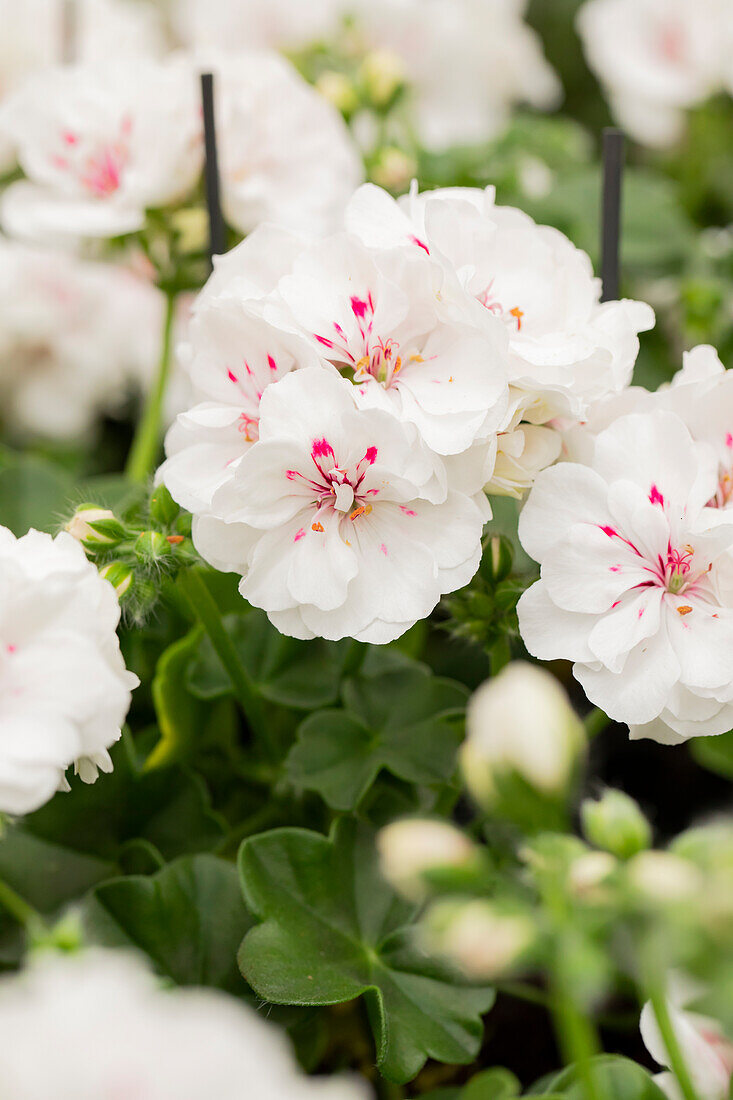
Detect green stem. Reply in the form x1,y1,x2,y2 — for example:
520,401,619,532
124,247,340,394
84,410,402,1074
549,967,605,1100
0,876,42,929
646,982,701,1100
584,707,611,739
125,291,176,484
178,568,274,757
495,980,552,1010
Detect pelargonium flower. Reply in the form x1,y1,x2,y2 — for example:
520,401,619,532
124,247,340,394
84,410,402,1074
576,0,729,147
160,225,321,518
187,368,486,643
204,51,363,236
0,237,163,439
1,60,202,243
0,527,137,815
266,230,510,459
0,948,368,1099
641,981,733,1100
517,409,733,744
174,0,560,151
346,183,655,423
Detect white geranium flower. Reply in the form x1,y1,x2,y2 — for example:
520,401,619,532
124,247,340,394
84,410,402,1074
160,225,321,518
0,0,164,170
576,0,729,147
268,230,509,458
347,183,655,423
190,367,485,643
517,409,733,744
0,527,137,815
0,948,368,1100
173,0,559,150
641,981,733,1100
203,51,363,236
1,60,202,244
487,424,562,499
0,237,163,439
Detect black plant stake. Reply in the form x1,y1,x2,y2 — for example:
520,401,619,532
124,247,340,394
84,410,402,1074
600,128,625,302
200,72,226,266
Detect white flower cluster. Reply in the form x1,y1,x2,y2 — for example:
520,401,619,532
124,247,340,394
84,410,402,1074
577,0,733,147
0,527,137,815
0,238,164,439
161,182,653,644
0,948,369,1099
519,346,733,746
0,51,362,245
173,0,561,151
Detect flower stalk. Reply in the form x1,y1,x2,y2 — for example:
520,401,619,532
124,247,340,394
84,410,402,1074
125,291,177,484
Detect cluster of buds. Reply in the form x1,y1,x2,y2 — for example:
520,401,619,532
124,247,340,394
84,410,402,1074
442,535,526,658
63,486,198,623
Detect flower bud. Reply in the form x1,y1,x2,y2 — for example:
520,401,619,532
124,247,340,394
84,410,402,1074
360,49,405,108
480,535,514,585
581,790,652,860
423,899,534,980
377,820,477,901
99,562,134,599
461,662,585,808
315,70,359,116
627,851,705,904
567,851,618,901
149,484,180,527
134,531,172,565
65,506,122,547
370,147,416,192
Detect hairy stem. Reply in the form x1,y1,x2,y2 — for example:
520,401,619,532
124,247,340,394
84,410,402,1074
125,291,176,484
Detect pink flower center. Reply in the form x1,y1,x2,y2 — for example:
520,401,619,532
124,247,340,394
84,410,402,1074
286,439,380,535
477,280,525,331
314,294,426,389
52,117,132,198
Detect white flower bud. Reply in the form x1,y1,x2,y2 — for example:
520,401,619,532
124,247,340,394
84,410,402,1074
315,71,359,115
377,820,476,901
360,49,405,107
581,789,652,860
627,851,705,904
567,851,618,900
99,562,134,599
425,899,534,980
65,507,117,544
461,662,585,806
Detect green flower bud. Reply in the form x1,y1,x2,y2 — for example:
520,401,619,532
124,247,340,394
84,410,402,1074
134,531,172,565
480,534,514,585
315,70,359,115
360,48,405,107
99,562,134,599
581,789,652,860
149,484,180,527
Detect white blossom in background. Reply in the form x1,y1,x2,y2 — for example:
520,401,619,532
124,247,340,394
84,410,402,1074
640,981,733,1100
206,51,363,236
184,368,485,643
0,527,137,815
517,410,733,744
378,819,477,900
0,949,369,1100
0,237,163,439
0,0,165,170
0,59,202,244
173,0,560,150
576,0,730,147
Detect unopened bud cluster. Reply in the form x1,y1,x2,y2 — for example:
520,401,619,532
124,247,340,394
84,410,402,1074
442,535,524,654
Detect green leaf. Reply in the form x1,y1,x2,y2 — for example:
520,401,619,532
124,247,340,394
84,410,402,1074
462,1068,521,1100
690,729,733,779
286,658,468,810
22,739,224,862
0,451,73,535
535,1056,669,1099
187,609,355,711
0,830,115,915
84,854,253,995
238,819,494,1084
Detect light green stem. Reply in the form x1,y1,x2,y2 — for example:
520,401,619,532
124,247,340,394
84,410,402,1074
584,707,611,739
0,876,42,929
178,569,273,757
646,982,701,1100
125,292,176,484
